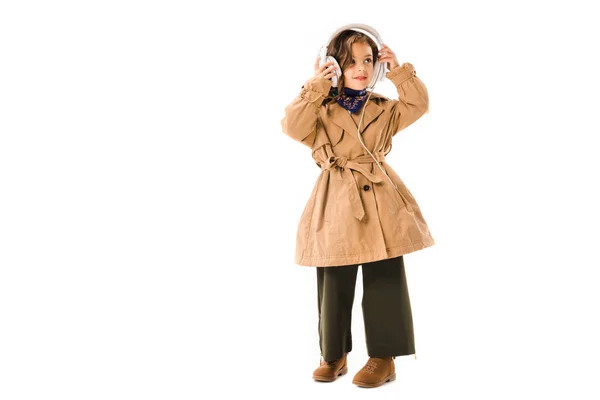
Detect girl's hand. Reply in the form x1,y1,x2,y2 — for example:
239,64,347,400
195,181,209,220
378,44,400,71
314,56,338,80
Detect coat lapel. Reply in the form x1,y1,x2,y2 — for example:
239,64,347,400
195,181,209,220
328,96,385,145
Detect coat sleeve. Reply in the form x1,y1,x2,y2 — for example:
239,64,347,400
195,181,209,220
386,63,430,136
280,76,333,148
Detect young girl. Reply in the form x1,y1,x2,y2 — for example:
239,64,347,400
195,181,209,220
281,25,434,388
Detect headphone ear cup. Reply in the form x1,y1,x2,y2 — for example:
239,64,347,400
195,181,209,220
368,60,381,88
379,62,387,82
325,56,342,87
368,61,387,88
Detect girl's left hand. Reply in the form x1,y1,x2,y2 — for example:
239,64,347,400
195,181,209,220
378,44,399,71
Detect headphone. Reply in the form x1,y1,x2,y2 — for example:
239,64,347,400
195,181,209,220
318,23,387,91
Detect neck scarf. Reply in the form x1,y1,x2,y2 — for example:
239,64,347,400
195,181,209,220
331,86,368,114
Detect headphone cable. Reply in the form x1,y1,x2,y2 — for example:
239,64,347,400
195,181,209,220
356,73,403,197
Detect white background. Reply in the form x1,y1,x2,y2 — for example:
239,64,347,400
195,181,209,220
1,0,599,399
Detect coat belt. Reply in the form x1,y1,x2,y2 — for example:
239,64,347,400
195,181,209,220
320,152,386,221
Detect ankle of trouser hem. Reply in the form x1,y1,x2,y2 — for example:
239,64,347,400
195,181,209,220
368,351,413,358
321,356,344,363
321,350,350,361
321,351,348,362
366,356,395,360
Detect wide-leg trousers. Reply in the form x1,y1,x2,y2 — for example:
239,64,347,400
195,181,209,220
316,255,415,361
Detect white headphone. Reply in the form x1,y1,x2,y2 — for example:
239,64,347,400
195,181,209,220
318,23,387,91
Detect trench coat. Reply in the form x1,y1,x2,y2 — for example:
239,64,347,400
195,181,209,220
281,62,435,267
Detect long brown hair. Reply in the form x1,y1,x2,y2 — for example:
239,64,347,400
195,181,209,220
327,30,379,93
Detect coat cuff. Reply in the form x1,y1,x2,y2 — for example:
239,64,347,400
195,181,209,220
386,63,417,86
300,76,333,105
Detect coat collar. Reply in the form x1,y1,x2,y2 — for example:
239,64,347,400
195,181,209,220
327,93,386,142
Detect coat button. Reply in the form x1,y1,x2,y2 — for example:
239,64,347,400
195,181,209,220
363,185,370,191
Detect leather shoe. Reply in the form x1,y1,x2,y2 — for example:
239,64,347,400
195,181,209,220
312,353,348,382
352,356,396,388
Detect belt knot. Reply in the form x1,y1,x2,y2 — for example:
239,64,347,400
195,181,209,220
329,155,348,168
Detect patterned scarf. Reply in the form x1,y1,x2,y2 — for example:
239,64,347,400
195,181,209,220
330,86,368,114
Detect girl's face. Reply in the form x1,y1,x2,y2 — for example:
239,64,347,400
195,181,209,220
343,41,375,91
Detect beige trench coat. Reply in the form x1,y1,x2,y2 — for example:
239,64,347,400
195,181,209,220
281,63,435,267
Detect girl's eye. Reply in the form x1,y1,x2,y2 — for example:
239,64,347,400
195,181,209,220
365,59,372,64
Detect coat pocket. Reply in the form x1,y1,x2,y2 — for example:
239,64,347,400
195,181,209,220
390,188,408,213
381,181,409,216
380,165,413,213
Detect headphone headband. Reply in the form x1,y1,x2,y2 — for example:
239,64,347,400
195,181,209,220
324,23,384,49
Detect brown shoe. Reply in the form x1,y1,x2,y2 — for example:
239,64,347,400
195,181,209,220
352,357,396,388
312,353,348,382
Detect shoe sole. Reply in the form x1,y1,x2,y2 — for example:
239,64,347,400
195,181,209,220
313,365,348,382
352,372,396,388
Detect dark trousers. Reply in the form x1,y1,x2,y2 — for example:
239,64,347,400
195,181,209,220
316,255,415,361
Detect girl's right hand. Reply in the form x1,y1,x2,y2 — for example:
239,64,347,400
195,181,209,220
314,56,338,80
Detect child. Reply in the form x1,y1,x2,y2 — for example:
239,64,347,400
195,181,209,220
280,25,434,388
